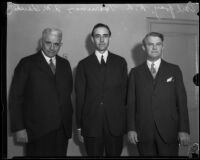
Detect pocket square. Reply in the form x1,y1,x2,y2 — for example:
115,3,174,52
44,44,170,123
166,76,174,82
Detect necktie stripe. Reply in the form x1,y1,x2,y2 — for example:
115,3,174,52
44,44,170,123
150,63,156,78
49,59,56,74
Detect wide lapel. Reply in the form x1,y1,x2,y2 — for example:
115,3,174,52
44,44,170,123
143,62,154,92
90,53,104,82
154,59,167,92
35,51,55,78
103,51,112,87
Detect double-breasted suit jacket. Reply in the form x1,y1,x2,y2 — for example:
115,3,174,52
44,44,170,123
9,51,73,142
75,52,128,137
127,59,190,143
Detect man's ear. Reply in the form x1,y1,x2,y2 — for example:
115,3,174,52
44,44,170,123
91,35,94,43
142,45,146,51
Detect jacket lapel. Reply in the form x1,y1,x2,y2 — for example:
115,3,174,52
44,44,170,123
35,51,55,77
90,53,104,82
154,59,167,92
143,62,154,92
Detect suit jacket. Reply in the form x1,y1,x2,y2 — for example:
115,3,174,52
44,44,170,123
127,59,190,143
9,51,73,142
75,52,128,137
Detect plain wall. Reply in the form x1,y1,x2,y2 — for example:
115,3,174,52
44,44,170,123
7,3,199,158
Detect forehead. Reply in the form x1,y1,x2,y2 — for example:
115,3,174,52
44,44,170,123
43,32,61,41
93,27,109,35
146,36,162,43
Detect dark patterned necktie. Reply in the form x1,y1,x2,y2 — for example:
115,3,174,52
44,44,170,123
49,58,56,74
101,55,106,66
150,63,156,78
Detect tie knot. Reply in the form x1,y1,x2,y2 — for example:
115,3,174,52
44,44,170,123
151,63,156,73
101,55,106,65
49,58,53,63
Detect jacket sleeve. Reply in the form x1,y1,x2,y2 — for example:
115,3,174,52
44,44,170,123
127,68,137,132
175,66,190,134
9,59,28,132
75,61,86,129
121,59,128,106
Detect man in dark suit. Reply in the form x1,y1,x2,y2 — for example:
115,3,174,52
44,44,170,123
75,23,127,156
9,28,73,157
127,32,190,156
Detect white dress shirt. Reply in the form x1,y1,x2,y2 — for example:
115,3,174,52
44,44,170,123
147,58,161,74
41,51,56,66
95,50,108,64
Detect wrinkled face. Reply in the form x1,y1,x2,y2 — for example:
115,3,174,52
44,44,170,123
143,36,164,61
41,31,62,58
92,27,110,53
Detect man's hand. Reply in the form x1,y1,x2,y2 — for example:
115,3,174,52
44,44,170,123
15,129,28,143
128,131,138,144
178,132,190,146
77,128,84,143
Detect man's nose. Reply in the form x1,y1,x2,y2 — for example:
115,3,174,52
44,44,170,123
100,36,104,42
153,44,157,50
50,43,55,50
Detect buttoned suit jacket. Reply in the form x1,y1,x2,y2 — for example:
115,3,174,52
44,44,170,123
127,59,190,143
75,52,128,137
9,51,73,142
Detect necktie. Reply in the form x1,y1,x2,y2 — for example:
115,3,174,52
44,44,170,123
101,55,106,66
49,58,56,74
150,63,156,78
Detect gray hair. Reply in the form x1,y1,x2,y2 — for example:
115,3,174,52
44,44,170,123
42,28,62,40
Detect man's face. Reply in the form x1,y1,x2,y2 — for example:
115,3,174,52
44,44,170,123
41,32,62,58
143,36,164,61
92,27,110,53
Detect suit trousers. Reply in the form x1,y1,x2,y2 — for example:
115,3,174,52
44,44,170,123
26,124,68,157
137,122,179,156
84,111,123,156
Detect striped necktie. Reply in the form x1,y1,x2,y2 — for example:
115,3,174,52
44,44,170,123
49,58,56,74
150,62,156,78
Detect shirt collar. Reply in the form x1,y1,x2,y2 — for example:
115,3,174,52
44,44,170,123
41,50,56,65
95,50,108,63
147,58,161,72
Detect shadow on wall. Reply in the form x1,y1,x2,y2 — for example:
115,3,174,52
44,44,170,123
36,38,42,52
85,34,95,56
131,43,146,67
70,33,95,155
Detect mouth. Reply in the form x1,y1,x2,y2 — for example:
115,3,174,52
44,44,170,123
152,51,159,54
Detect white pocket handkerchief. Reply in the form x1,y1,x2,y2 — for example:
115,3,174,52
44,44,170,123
166,76,174,82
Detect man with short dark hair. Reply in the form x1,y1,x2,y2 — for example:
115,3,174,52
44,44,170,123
127,32,190,156
75,23,128,156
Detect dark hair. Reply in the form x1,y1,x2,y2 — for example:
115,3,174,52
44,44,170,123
91,23,111,37
142,32,164,45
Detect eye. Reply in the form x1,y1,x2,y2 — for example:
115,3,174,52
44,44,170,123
94,35,100,39
147,43,153,47
54,43,60,47
103,34,109,38
45,41,51,45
